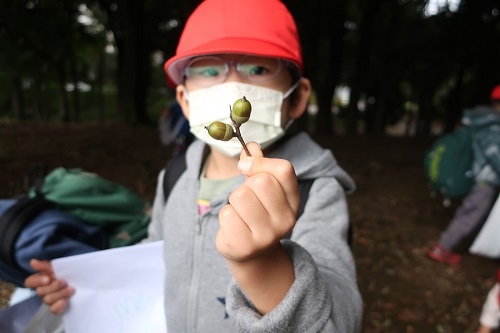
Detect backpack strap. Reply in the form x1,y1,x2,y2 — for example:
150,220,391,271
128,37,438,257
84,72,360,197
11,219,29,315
0,196,53,270
297,179,314,219
283,179,313,240
162,152,187,203
288,178,353,246
0,163,51,270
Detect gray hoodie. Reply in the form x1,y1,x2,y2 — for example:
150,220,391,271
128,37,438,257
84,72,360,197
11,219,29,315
147,132,362,332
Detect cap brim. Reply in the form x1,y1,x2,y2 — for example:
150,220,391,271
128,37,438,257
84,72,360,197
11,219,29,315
164,37,302,86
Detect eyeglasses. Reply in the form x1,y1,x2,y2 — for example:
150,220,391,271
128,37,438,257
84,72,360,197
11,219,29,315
183,55,285,87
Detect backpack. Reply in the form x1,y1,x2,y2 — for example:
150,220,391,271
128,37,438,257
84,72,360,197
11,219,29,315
423,126,475,201
0,165,152,286
32,167,151,248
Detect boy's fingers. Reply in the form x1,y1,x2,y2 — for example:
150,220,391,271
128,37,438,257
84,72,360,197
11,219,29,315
30,259,53,273
239,142,264,160
24,274,50,288
238,155,298,206
25,259,55,288
50,299,70,315
36,279,68,298
238,142,293,180
43,285,74,306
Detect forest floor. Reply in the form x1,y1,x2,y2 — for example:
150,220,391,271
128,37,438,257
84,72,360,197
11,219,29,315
0,122,499,333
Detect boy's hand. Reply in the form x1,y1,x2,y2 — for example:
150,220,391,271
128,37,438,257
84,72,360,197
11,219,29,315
216,142,300,262
24,259,74,314
216,142,299,314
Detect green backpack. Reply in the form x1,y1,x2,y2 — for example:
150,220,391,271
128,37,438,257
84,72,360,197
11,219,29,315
423,126,475,199
29,167,151,248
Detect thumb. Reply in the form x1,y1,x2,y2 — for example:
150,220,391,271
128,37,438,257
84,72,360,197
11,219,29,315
239,141,263,160
30,259,53,273
238,142,263,176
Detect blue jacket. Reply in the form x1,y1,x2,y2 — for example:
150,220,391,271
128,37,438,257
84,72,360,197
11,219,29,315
462,105,500,185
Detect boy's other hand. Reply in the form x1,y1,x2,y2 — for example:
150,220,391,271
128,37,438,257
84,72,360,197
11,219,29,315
24,259,74,314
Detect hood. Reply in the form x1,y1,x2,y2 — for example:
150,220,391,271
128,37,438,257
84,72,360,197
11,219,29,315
268,132,356,194
462,105,500,129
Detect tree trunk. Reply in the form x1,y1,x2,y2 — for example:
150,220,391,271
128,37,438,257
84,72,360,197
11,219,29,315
444,64,465,132
57,66,71,122
296,0,346,136
32,78,42,121
315,0,347,136
69,45,81,122
346,0,381,135
296,0,320,134
96,48,106,122
63,2,81,123
11,76,24,120
371,1,399,134
115,0,147,123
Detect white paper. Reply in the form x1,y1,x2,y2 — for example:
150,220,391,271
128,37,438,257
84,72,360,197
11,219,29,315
470,194,500,259
52,241,166,333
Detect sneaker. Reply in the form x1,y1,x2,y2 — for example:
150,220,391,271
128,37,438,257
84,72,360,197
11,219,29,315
428,244,462,264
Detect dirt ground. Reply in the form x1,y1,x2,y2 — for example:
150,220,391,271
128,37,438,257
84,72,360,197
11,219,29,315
0,122,499,333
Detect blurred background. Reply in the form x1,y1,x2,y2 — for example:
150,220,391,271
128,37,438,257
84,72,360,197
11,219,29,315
0,0,498,134
1,1,500,332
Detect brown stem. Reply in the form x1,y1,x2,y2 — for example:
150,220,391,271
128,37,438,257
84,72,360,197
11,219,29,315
236,134,251,156
230,109,251,157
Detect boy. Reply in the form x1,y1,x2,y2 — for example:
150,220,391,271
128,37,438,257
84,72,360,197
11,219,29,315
26,0,363,331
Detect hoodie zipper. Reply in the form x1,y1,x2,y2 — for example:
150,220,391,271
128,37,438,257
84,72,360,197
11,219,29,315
186,214,204,333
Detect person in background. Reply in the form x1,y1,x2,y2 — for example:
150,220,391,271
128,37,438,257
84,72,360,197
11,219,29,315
158,100,194,155
429,84,500,264
476,268,500,333
25,0,363,332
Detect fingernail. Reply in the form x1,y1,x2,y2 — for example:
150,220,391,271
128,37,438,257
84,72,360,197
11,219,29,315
238,159,252,173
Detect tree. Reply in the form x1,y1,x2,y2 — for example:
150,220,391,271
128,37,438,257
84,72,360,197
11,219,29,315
1,0,499,130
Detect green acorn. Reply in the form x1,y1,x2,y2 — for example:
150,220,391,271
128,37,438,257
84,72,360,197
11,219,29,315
205,121,234,141
231,96,252,125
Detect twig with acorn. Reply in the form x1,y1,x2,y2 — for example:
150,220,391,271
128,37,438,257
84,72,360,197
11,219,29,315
205,96,252,156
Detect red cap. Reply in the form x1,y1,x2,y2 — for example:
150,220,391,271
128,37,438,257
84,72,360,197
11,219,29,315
164,0,303,85
491,84,500,100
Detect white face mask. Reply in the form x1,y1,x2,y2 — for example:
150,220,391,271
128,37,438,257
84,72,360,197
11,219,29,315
185,82,298,157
